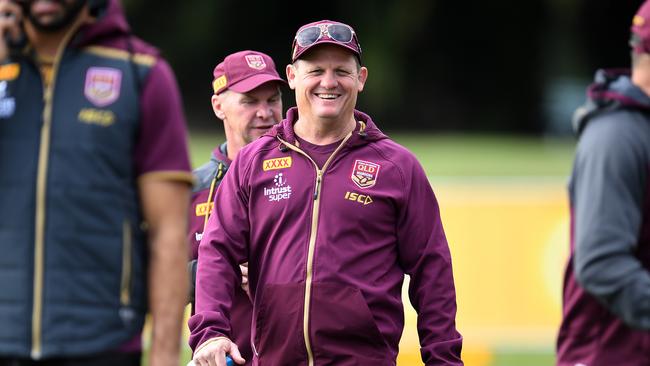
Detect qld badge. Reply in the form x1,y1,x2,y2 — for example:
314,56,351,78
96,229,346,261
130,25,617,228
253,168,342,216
351,160,381,189
84,67,122,107
245,55,266,70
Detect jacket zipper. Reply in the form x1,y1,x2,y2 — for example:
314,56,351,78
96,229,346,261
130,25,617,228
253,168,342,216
120,220,133,306
31,18,86,359
277,132,353,366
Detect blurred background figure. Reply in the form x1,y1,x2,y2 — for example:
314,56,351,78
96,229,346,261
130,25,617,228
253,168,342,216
0,0,192,365
556,1,650,365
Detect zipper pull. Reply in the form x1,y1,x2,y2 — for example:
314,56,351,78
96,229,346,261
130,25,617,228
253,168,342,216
313,172,322,200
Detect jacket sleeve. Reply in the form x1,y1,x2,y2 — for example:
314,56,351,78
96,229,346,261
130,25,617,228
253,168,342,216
188,155,250,350
572,115,650,329
396,156,463,365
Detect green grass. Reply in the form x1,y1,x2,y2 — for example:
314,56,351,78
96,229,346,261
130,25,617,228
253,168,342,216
492,350,555,366
176,346,556,366
163,345,557,366
189,131,576,178
390,133,575,177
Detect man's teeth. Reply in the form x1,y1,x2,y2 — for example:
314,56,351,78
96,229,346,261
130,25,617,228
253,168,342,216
318,94,337,99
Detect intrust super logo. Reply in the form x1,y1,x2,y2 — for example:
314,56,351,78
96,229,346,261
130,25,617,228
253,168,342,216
263,157,292,171
344,191,373,206
264,173,292,202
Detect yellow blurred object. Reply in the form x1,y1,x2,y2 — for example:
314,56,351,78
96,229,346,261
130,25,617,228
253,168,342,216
396,179,567,363
461,342,493,366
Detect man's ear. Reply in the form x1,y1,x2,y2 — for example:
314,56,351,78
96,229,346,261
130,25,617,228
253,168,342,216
212,94,226,120
286,64,297,90
357,67,368,92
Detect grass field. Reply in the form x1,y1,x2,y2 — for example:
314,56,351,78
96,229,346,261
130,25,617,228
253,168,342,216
189,131,576,176
180,131,576,366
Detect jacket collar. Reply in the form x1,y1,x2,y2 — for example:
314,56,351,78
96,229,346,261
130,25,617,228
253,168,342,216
267,107,387,147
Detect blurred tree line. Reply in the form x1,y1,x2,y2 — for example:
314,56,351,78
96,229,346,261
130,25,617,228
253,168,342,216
124,0,642,134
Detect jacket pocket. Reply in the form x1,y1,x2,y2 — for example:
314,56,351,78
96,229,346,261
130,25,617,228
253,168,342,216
309,283,389,365
254,283,308,366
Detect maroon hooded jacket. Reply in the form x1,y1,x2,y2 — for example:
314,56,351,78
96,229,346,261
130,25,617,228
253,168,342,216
189,108,463,365
557,70,650,365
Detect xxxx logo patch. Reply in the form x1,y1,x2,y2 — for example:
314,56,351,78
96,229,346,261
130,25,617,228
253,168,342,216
0,63,19,81
195,202,214,217
263,157,292,171
351,160,381,189
212,75,227,94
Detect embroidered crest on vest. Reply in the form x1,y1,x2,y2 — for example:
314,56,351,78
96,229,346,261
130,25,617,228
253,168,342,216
84,67,122,107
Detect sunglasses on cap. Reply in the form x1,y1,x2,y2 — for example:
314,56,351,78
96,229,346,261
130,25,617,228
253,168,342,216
295,23,356,47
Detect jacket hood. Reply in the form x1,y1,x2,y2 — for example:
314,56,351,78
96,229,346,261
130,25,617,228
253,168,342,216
211,142,231,165
267,107,389,147
72,0,158,55
573,69,650,135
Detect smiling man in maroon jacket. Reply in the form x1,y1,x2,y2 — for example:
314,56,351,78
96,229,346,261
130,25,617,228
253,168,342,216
189,20,463,366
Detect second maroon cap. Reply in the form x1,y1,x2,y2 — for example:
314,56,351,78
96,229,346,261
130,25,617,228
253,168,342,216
212,50,286,94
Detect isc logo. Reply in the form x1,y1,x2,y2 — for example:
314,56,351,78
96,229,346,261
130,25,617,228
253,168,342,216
344,191,373,206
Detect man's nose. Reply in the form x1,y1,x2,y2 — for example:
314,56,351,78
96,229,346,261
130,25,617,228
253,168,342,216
320,70,338,89
256,104,272,119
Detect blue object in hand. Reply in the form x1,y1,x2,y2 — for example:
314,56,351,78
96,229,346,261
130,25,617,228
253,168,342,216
226,355,234,366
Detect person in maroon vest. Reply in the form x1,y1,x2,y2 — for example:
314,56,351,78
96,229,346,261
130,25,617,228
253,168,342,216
557,2,650,365
187,50,285,366
0,1,191,366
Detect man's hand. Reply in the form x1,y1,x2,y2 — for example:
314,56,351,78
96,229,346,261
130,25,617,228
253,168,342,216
240,262,249,295
0,0,22,61
193,338,246,366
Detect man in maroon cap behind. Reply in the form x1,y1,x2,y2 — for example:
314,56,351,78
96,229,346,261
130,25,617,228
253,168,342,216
187,50,285,365
556,2,650,365
189,20,462,366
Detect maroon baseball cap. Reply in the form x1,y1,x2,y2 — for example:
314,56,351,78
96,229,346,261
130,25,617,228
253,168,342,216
291,20,362,63
631,1,650,53
212,50,285,94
